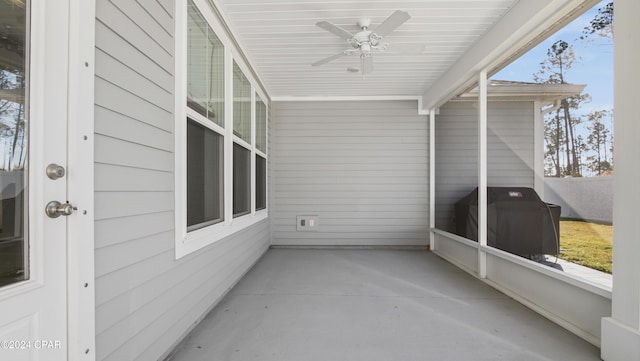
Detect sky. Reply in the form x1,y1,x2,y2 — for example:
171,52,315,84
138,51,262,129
493,1,613,176
494,1,613,117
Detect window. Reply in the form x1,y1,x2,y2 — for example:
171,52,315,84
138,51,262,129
255,95,267,153
187,119,224,230
187,0,224,127
255,155,267,210
0,1,28,287
255,95,267,211
177,0,269,258
233,61,251,142
185,0,225,231
233,143,251,217
233,62,252,217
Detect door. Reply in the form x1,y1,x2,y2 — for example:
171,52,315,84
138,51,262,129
0,0,71,360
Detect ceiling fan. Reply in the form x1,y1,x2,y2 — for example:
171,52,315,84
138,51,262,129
312,10,411,76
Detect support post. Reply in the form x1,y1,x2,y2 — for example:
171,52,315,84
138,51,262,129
533,101,545,197
478,71,488,278
601,0,640,359
429,109,436,251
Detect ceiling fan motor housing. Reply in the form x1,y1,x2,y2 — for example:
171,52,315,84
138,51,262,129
354,30,372,43
359,42,372,55
357,18,371,29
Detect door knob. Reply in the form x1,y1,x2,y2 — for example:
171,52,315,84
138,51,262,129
46,163,66,180
45,201,76,218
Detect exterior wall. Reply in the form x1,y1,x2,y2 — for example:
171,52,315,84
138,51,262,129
94,1,270,360
544,176,613,223
434,100,535,232
271,100,429,246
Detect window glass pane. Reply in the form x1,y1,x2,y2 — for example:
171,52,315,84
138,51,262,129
1,0,28,288
255,95,267,153
233,61,251,143
233,143,250,217
187,0,224,127
187,119,224,230
255,155,266,211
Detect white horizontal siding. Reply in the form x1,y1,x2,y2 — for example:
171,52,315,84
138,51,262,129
434,100,535,233
95,78,173,132
94,134,174,172
96,0,173,73
95,49,173,112
94,106,174,151
95,164,173,192
272,100,429,246
95,222,269,361
94,1,271,360
95,212,175,250
95,20,173,92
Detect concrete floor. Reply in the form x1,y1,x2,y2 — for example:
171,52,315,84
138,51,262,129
167,249,601,361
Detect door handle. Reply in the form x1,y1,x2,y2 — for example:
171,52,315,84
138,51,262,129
45,201,76,218
46,163,66,180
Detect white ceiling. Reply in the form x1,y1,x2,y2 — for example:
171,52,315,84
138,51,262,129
214,0,600,107
215,0,520,99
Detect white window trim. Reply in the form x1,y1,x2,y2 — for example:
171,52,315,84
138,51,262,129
175,0,268,259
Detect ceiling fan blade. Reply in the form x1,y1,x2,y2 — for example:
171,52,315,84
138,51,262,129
361,55,374,75
312,52,347,67
373,10,411,38
316,21,354,40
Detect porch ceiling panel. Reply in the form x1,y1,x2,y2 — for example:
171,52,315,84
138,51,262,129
214,0,518,99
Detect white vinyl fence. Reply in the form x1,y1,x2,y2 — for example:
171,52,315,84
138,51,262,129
543,176,613,224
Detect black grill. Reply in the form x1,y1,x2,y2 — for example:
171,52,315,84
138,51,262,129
454,187,560,256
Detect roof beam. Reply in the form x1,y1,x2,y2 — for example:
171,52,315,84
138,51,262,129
420,0,599,112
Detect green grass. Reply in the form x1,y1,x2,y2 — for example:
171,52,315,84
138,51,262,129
558,220,613,274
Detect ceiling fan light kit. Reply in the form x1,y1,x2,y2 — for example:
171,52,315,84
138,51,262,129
312,10,411,77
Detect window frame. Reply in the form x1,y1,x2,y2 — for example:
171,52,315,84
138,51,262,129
175,0,268,258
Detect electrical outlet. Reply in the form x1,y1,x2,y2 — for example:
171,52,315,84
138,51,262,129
296,215,319,232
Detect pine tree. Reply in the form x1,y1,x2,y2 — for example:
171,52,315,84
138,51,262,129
534,40,585,176
581,2,614,40
586,109,613,175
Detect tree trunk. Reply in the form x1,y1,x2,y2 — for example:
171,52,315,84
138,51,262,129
563,100,579,176
597,132,603,175
562,108,572,175
603,133,608,173
555,111,562,176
